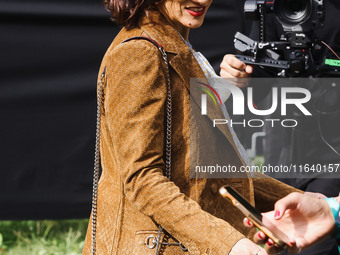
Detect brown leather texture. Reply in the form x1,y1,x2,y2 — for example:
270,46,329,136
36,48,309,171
83,10,300,255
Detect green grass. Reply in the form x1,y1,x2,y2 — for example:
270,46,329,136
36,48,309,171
0,157,265,254
254,156,265,167
0,219,89,255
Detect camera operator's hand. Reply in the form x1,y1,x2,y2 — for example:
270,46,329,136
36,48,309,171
220,54,253,87
230,238,271,255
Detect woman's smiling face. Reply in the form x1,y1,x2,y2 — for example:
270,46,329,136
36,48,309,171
158,0,213,37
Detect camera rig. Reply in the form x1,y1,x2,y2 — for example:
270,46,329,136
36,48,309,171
234,0,340,77
234,0,340,163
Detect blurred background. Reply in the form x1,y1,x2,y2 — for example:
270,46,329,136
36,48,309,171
0,0,252,254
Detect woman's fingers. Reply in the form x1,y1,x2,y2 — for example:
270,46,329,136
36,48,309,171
253,231,268,245
243,217,254,228
245,219,282,254
273,192,301,220
252,230,286,254
264,238,285,255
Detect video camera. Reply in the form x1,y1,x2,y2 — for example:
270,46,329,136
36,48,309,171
234,0,339,77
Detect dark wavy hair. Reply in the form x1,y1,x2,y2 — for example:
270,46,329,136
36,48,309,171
104,0,160,30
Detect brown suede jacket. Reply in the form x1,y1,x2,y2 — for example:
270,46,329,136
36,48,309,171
83,10,299,255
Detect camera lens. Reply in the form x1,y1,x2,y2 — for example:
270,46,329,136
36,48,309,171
275,0,312,25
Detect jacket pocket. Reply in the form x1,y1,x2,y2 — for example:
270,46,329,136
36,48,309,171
133,230,189,255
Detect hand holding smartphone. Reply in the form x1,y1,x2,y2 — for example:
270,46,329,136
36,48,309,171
219,185,291,248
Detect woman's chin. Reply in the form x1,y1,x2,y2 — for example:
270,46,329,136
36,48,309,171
185,20,204,29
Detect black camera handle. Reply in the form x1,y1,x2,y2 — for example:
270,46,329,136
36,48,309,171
234,32,340,77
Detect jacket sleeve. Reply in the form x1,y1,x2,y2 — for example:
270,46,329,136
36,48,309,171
103,40,245,254
252,173,303,212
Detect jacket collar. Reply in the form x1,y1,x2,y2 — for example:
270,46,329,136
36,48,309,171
138,11,206,88
137,11,244,162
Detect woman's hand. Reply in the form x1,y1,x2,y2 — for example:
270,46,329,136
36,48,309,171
271,192,335,251
304,191,327,199
229,238,271,255
242,218,287,254
244,192,335,253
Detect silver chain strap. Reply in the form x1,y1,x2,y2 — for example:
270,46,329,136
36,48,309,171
154,47,172,255
91,67,106,255
160,47,172,181
90,38,173,255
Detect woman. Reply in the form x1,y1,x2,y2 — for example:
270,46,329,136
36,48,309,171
82,0,299,254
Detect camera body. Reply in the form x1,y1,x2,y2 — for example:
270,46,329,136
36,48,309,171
234,0,331,77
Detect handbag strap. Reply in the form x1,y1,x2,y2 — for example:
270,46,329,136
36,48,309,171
121,36,172,181
91,66,105,255
91,36,172,255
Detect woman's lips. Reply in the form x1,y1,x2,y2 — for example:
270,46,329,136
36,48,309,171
185,6,205,17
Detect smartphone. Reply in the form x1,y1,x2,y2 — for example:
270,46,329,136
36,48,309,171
219,185,290,248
